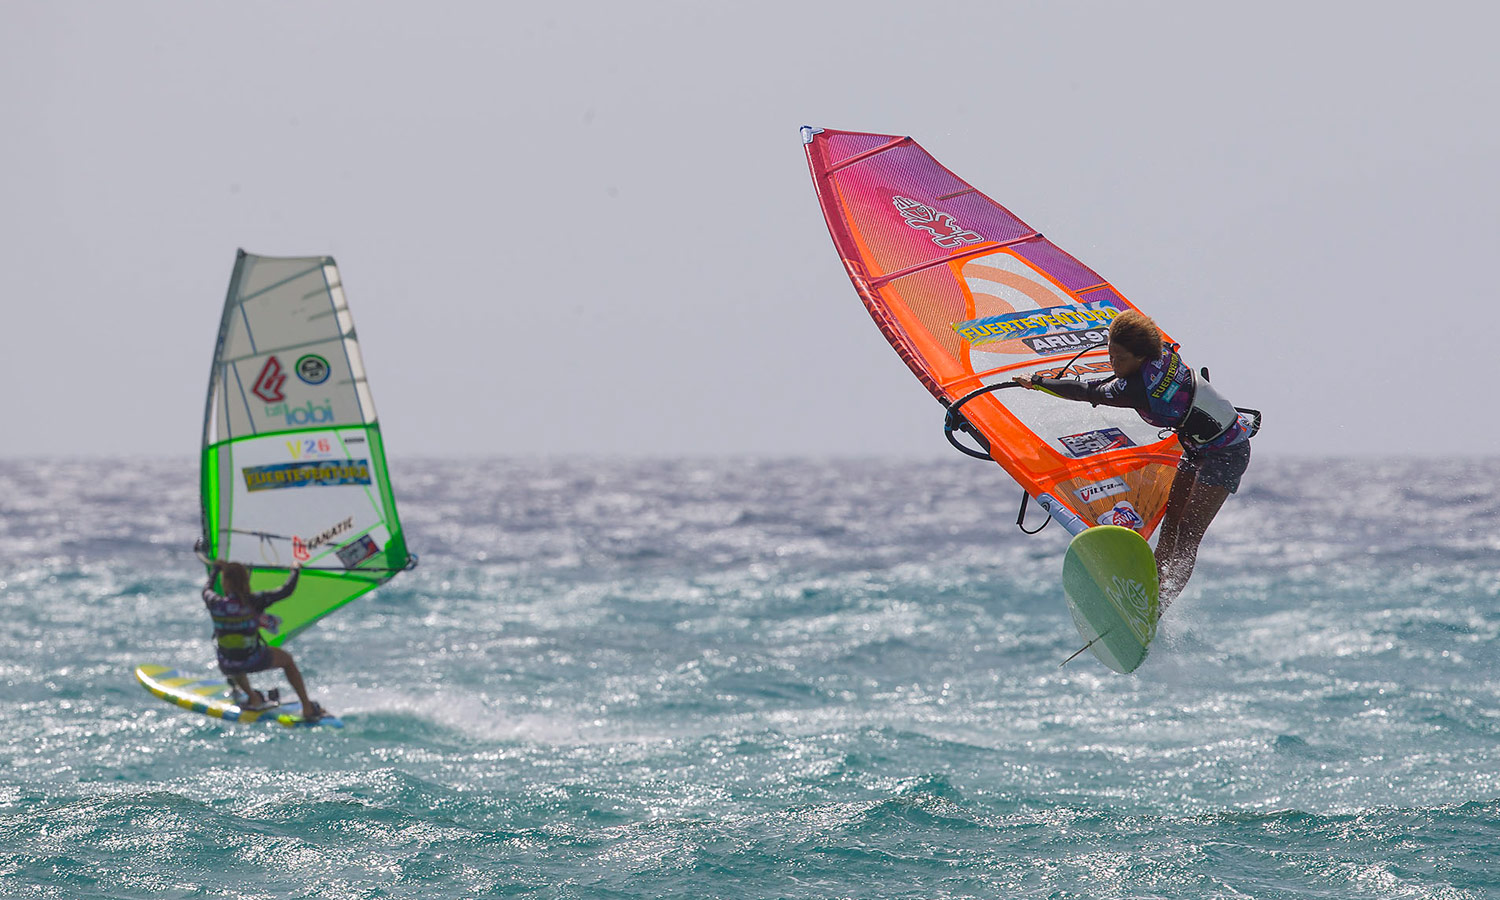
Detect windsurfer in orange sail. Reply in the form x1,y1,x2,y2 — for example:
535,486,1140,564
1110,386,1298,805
1013,311,1254,607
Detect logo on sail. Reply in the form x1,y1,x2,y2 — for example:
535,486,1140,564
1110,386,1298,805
292,515,355,561
337,534,382,569
954,299,1123,347
1057,428,1135,458
251,356,287,403
286,436,339,460
1023,328,1109,356
265,399,334,427
295,354,331,385
1075,477,1130,504
892,196,983,249
1097,500,1145,530
242,459,372,493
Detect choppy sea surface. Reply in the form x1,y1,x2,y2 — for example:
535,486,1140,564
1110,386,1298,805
0,457,1496,900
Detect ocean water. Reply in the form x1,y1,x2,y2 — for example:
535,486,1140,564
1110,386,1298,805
0,456,1496,900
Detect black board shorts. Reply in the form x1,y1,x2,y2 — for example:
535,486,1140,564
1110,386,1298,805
217,645,273,675
1179,440,1252,493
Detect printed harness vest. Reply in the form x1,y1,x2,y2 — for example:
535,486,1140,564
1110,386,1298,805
1138,349,1239,446
207,597,263,653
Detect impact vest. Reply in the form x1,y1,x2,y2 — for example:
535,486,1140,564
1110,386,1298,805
202,569,294,658
1138,348,1240,446
206,597,264,654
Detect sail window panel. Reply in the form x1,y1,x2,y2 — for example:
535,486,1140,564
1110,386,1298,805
239,278,342,355
881,266,971,377
221,319,256,360
1012,239,1108,294
236,256,325,299
823,130,898,167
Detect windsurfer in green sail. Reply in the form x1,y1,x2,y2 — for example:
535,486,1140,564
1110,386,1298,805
194,541,326,720
1013,310,1255,607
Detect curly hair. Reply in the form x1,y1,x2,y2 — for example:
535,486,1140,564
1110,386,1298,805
1108,310,1163,361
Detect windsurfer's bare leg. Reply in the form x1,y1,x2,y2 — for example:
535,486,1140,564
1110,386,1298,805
1155,469,1229,609
1154,465,1194,592
227,673,265,706
268,647,321,717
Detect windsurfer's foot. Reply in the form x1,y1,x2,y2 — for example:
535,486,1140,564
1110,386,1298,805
242,690,277,711
301,701,327,721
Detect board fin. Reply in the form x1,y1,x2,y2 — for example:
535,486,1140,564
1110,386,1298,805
1060,628,1113,667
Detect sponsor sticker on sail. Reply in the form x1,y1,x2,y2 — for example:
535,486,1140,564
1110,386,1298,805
1076,477,1130,504
1097,500,1146,530
953,298,1123,347
1058,428,1135,459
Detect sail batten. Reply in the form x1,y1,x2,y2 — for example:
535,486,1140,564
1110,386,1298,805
201,250,412,645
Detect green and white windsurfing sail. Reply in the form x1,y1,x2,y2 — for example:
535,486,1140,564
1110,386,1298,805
201,250,415,645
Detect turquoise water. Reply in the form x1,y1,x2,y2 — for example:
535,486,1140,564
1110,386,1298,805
1,458,1496,899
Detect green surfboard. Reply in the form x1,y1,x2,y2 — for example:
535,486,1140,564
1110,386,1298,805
1062,525,1160,674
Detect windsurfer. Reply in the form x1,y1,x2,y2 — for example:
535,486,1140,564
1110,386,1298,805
194,541,326,720
1012,310,1252,607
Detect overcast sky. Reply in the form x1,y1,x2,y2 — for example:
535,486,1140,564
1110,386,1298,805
3,1,1496,459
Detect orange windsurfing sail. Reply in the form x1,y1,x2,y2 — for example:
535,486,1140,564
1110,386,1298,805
802,126,1180,537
